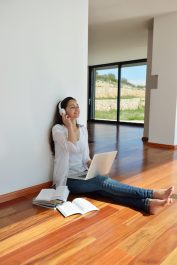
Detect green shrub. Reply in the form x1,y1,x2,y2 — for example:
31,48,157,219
95,107,144,122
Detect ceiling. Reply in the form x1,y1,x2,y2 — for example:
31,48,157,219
88,0,177,65
89,0,177,27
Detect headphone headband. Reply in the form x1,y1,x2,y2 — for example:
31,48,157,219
58,100,66,116
58,101,62,111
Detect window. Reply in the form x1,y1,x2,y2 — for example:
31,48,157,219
88,59,146,124
120,63,146,123
94,66,118,121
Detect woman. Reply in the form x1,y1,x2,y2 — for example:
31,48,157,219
49,97,174,214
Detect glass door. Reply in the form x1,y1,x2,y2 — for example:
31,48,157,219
88,60,147,124
93,66,118,121
120,63,147,123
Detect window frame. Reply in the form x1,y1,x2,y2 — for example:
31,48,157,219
88,59,147,126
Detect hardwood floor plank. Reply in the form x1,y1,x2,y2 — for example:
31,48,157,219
0,206,117,264
21,235,96,265
160,247,177,265
119,202,177,256
126,223,177,265
50,214,133,265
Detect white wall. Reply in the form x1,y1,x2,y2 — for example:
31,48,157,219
0,0,88,195
149,12,177,145
88,18,148,65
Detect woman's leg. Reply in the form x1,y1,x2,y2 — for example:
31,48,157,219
95,176,173,212
67,176,173,213
97,190,150,212
67,177,101,194
67,176,153,213
95,175,153,199
67,176,153,198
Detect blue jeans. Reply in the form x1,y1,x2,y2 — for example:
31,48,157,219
67,175,153,213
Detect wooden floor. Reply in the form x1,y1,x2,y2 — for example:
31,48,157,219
1,123,177,265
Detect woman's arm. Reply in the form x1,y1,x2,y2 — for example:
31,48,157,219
52,125,80,153
62,114,78,143
53,150,69,187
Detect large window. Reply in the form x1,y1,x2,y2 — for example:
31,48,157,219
88,60,146,124
94,66,118,121
120,63,146,123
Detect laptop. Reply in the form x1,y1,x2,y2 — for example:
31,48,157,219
68,151,117,180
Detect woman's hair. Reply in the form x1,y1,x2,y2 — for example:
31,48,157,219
49,96,76,155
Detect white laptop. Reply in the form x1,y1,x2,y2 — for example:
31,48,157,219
68,151,117,180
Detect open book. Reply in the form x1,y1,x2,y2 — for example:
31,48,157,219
32,186,69,209
56,198,99,217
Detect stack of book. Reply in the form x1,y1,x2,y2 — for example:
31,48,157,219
33,186,99,217
33,186,69,208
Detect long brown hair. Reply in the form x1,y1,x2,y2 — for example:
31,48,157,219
49,97,76,155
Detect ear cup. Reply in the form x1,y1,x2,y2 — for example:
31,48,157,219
58,101,66,116
59,108,66,116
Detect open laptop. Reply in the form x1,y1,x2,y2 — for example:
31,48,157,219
68,151,117,180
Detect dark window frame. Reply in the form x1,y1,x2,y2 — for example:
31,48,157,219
88,59,147,126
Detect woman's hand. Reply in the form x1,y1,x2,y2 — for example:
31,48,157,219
62,114,72,128
87,160,92,168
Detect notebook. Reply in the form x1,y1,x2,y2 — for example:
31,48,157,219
68,151,117,180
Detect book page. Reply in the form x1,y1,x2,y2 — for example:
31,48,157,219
52,186,69,201
56,201,83,217
34,189,55,201
72,198,99,214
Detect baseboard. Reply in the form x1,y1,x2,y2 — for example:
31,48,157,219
0,181,52,204
147,142,177,149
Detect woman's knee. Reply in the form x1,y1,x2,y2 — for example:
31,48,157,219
95,175,109,185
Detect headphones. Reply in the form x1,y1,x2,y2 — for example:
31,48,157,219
58,101,66,116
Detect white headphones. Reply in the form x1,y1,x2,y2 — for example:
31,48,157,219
58,101,66,116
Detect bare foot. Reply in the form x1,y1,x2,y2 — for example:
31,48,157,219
149,198,171,215
153,186,174,200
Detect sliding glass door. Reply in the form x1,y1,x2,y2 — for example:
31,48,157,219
89,60,147,124
120,63,146,123
91,66,118,121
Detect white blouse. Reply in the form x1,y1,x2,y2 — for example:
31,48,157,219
52,124,90,186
